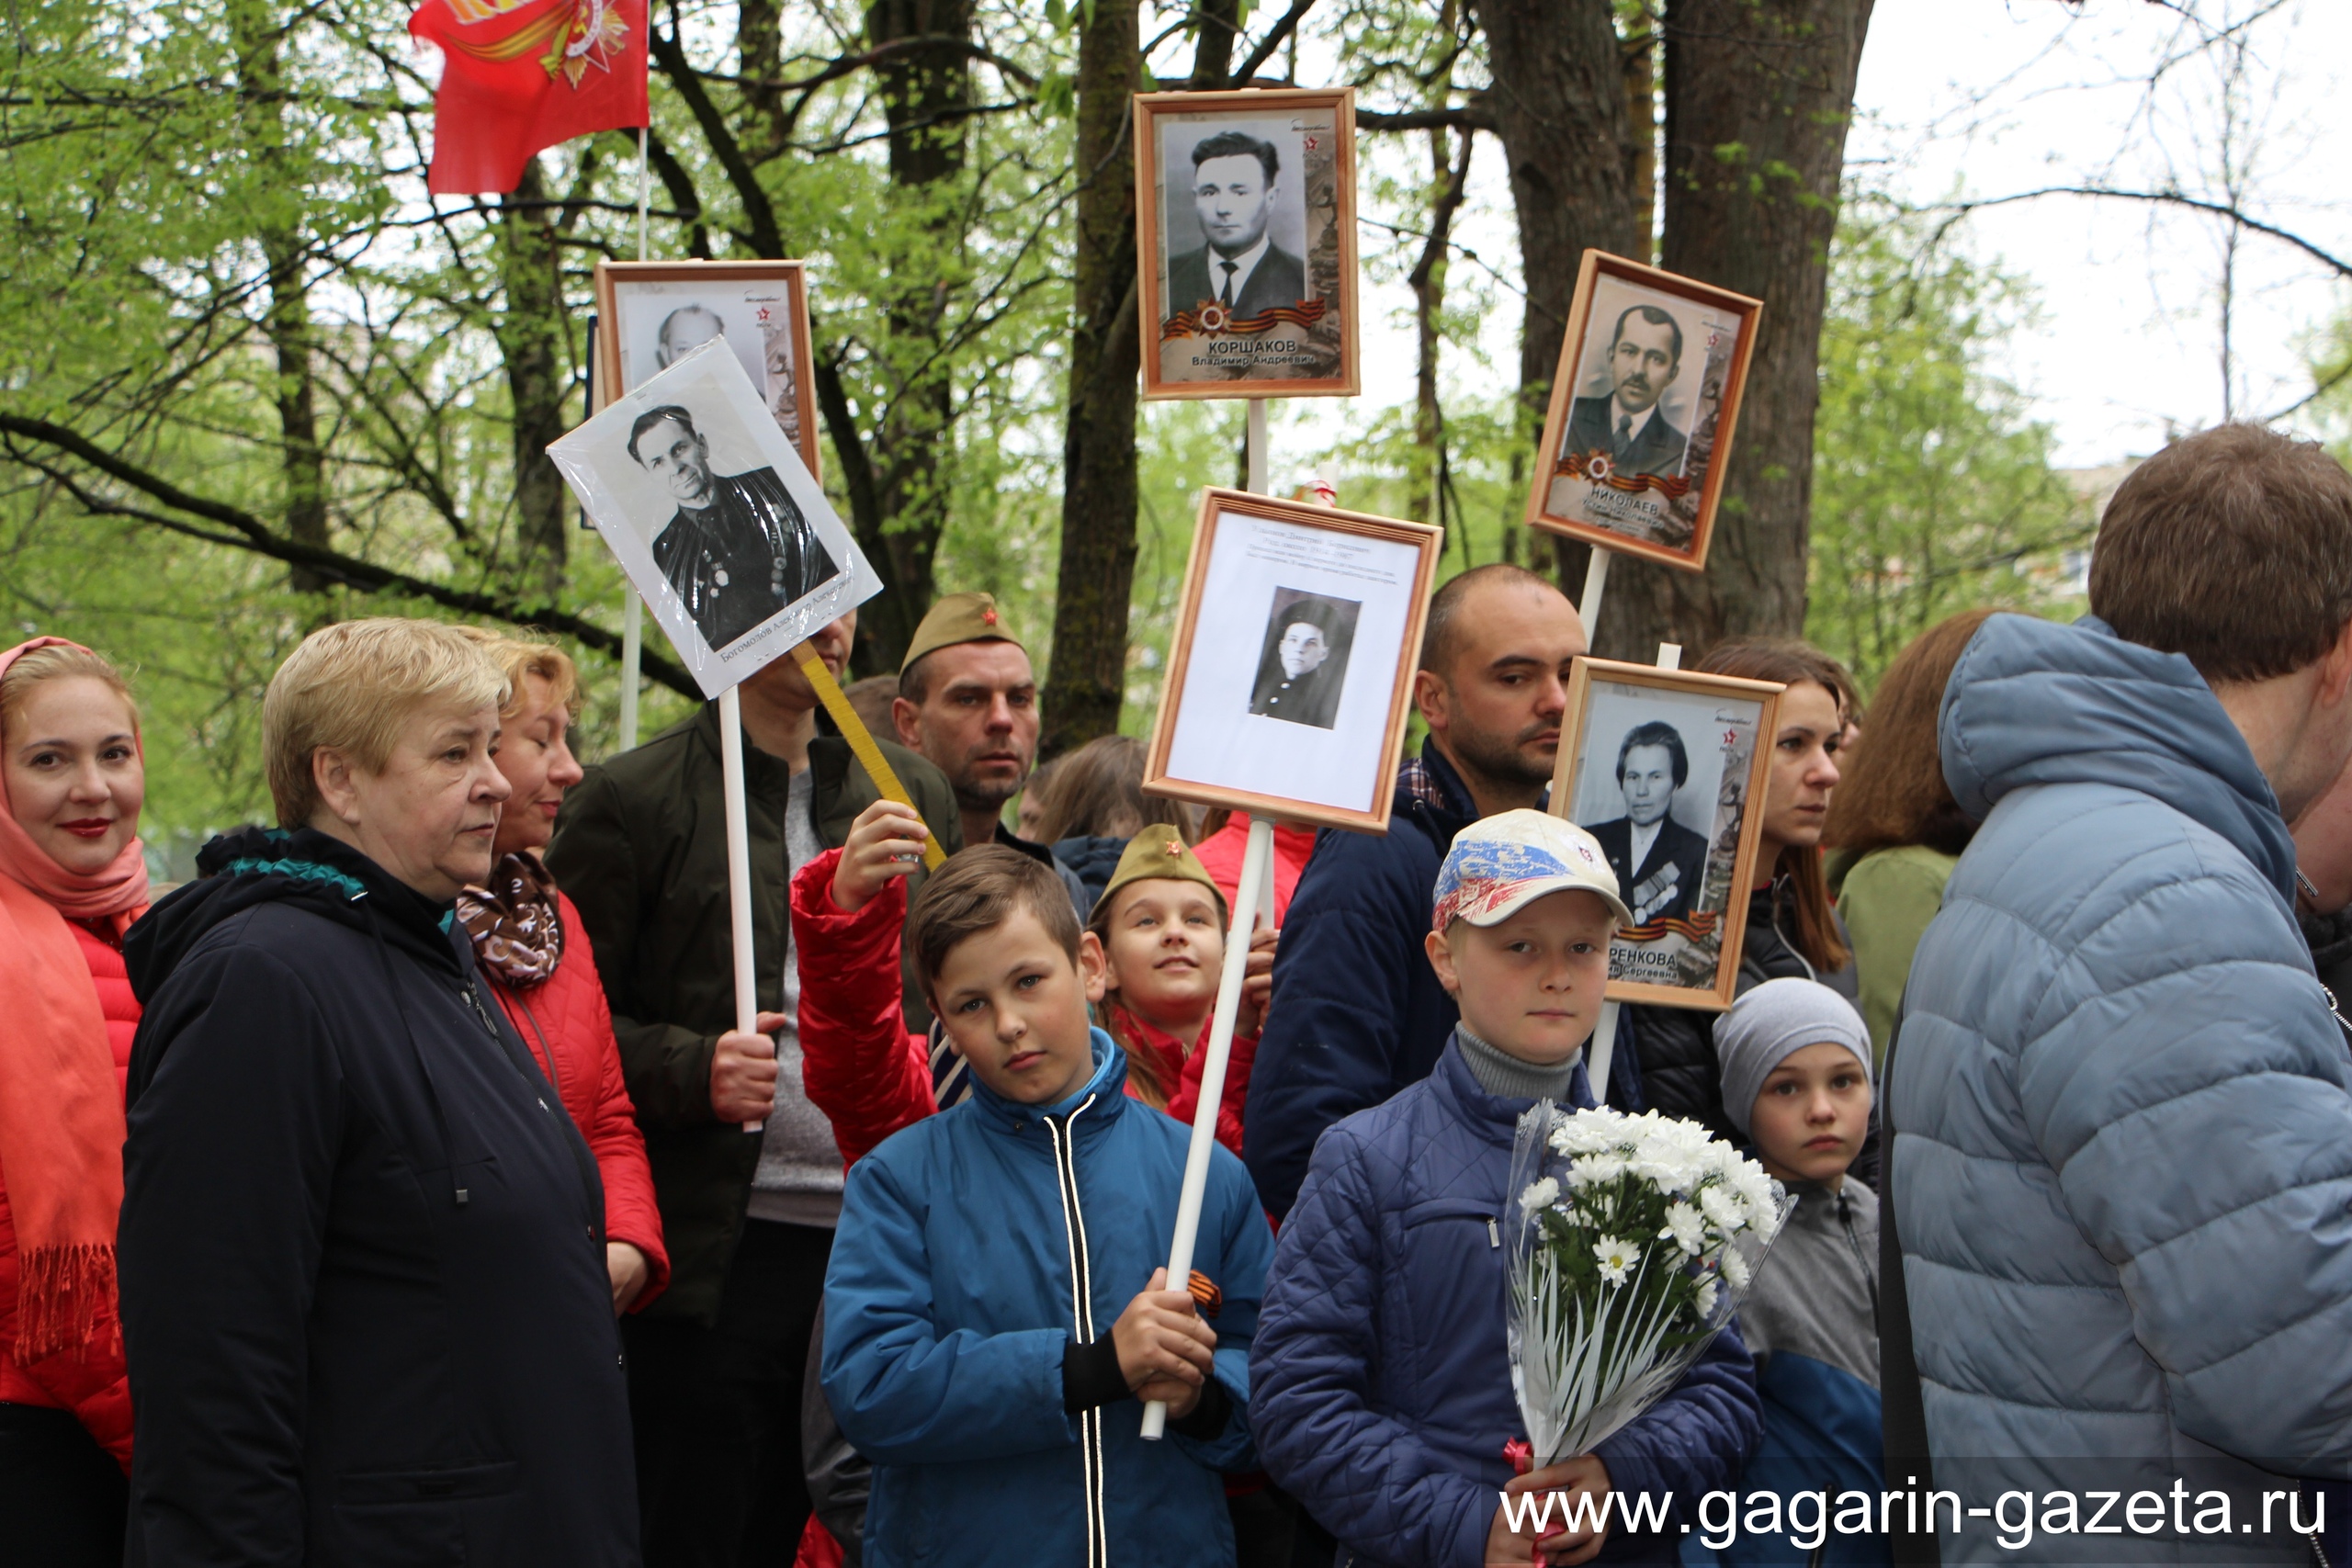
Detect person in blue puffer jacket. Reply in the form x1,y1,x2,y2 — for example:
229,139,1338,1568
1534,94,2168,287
1253,811,1761,1567
820,845,1272,1568
1890,424,2352,1565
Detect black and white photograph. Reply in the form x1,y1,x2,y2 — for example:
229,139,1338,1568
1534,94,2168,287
1527,252,1760,573
1134,87,1359,400
594,259,823,481
1247,588,1359,729
1146,490,1438,833
548,338,878,697
1553,659,1782,1009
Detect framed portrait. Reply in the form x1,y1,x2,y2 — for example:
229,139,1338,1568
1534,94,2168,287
1526,252,1761,572
1551,659,1783,1009
594,259,823,482
548,339,879,698
1143,488,1440,832
1134,87,1360,400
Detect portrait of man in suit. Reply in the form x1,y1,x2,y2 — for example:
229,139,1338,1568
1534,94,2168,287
1585,719,1711,926
628,403,838,652
1565,303,1690,481
1247,594,1351,729
1164,130,1309,321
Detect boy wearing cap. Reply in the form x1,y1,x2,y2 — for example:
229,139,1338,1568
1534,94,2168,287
1251,810,1760,1567
1707,978,1883,1567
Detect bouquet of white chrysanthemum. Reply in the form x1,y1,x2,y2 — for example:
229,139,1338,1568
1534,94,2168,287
1505,1101,1793,1467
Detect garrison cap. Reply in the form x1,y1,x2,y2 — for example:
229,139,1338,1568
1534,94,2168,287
899,591,1022,677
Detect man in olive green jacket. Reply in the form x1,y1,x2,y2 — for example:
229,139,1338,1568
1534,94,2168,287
546,612,960,1564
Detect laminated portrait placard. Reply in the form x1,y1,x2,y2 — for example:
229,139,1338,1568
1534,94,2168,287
1135,87,1360,400
1551,660,1784,1010
594,259,823,482
548,339,879,698
1144,490,1439,832
1527,252,1761,573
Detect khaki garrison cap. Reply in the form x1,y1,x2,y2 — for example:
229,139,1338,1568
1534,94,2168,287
1097,826,1227,921
899,591,1023,677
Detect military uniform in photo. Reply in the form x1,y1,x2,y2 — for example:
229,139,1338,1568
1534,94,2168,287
1588,812,1711,927
651,465,838,651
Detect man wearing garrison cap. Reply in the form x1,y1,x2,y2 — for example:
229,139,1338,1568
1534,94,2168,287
1249,596,1347,729
891,591,1090,915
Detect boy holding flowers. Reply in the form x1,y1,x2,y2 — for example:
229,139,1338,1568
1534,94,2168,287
1250,810,1761,1566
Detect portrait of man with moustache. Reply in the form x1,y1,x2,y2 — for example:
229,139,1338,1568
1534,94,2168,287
628,402,838,652
1566,302,1691,481
1164,129,1309,321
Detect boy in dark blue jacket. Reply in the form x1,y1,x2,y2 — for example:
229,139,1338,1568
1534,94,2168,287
1251,811,1762,1567
820,844,1272,1568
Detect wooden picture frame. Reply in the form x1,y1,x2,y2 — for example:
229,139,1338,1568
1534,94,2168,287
1550,658,1784,1010
1525,251,1762,573
1143,488,1440,832
594,259,823,482
1134,86,1360,400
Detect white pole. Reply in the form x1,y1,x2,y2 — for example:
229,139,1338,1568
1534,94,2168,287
619,125,652,744
718,686,764,1134
1589,640,1684,1106
1141,815,1275,1439
1246,399,1268,494
1578,545,1612,634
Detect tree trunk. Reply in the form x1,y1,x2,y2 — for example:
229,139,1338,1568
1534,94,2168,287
1468,0,1645,603
498,161,571,601
851,0,976,673
1040,0,1142,755
1596,0,1873,659
226,0,332,593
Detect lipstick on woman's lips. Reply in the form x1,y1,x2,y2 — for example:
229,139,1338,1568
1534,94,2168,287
61,818,112,840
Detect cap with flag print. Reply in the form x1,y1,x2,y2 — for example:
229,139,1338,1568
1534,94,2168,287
1430,809,1633,932
410,0,649,195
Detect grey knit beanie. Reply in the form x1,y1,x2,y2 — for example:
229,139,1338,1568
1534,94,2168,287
1713,977,1871,1138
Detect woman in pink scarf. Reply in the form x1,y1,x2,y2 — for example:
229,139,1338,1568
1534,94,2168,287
0,637,149,1566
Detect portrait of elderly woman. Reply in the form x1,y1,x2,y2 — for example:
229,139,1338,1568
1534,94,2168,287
117,619,639,1565
1248,590,1357,730
629,401,839,651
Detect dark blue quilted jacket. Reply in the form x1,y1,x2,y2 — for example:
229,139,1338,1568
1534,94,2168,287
1252,1037,1760,1567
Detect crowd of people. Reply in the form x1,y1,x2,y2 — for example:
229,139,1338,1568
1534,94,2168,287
6,421,2352,1566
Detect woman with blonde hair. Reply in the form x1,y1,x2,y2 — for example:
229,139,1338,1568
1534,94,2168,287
455,628,668,1315
119,618,638,1565
0,637,146,1564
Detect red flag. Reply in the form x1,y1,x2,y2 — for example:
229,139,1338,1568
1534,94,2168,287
411,0,648,195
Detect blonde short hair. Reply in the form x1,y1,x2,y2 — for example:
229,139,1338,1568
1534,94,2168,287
455,626,582,719
0,643,138,741
265,619,510,828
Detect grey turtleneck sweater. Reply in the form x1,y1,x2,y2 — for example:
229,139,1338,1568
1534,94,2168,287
1455,1025,1586,1103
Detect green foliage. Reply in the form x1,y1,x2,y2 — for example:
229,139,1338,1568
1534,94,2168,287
1805,203,2091,694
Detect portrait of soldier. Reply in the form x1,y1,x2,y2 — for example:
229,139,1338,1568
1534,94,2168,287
628,403,838,652
653,304,728,369
1585,719,1711,926
1566,303,1691,480
1248,597,1347,729
1165,130,1309,321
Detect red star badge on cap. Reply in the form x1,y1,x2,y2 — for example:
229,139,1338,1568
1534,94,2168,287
981,606,998,626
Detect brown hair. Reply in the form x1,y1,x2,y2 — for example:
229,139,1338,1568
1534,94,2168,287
905,845,1084,1000
1824,610,1996,859
0,644,138,745
2088,423,2352,682
1084,871,1229,1110
1032,735,1190,846
1694,638,1853,974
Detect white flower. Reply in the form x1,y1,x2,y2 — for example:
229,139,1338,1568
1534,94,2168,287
1567,1152,1631,1189
1658,1201,1706,1256
1694,1275,1720,1317
1721,1246,1752,1291
1520,1177,1561,1214
1593,1235,1639,1287
1697,1183,1745,1233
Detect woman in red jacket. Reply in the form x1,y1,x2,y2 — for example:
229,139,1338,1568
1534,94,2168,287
0,637,145,1565
457,631,669,1314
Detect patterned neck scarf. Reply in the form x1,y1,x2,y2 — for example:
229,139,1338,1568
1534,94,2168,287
456,850,564,987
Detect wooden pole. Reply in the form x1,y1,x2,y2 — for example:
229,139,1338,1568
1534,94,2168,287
1586,641,1680,1105
1140,815,1275,1439
718,685,763,1133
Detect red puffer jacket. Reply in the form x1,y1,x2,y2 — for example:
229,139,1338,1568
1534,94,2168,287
0,918,138,1469
484,890,670,1310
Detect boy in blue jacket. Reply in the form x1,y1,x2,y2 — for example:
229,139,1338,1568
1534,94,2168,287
1251,811,1762,1567
820,844,1272,1568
